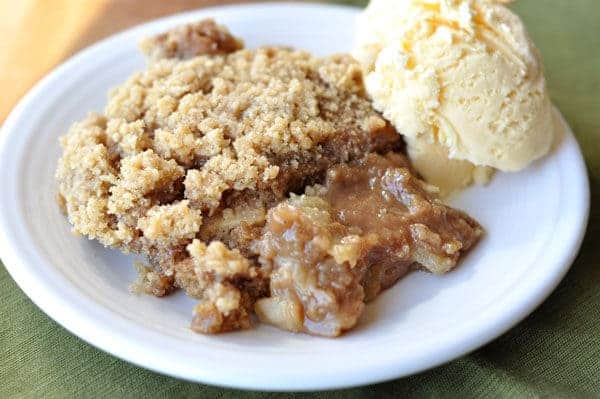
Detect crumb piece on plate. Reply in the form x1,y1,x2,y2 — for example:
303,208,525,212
185,240,264,334
140,19,244,61
131,261,176,297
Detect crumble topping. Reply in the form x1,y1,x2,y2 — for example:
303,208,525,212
137,200,202,243
187,240,254,277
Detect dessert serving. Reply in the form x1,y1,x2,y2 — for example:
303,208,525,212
56,0,555,338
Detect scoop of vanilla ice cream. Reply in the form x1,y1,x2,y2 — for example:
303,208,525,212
406,137,494,196
354,0,555,183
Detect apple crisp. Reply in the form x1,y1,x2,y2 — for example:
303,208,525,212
56,20,482,337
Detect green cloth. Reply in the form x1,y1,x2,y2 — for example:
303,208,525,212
1,0,599,397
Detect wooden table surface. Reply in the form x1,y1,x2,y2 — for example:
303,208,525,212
0,0,312,122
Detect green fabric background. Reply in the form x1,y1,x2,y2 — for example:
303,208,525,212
1,1,599,397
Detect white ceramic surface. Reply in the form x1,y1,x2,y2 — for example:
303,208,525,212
0,3,590,391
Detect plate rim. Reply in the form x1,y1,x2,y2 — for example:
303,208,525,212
0,2,590,391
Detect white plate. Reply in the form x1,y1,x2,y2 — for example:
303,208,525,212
0,2,590,391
